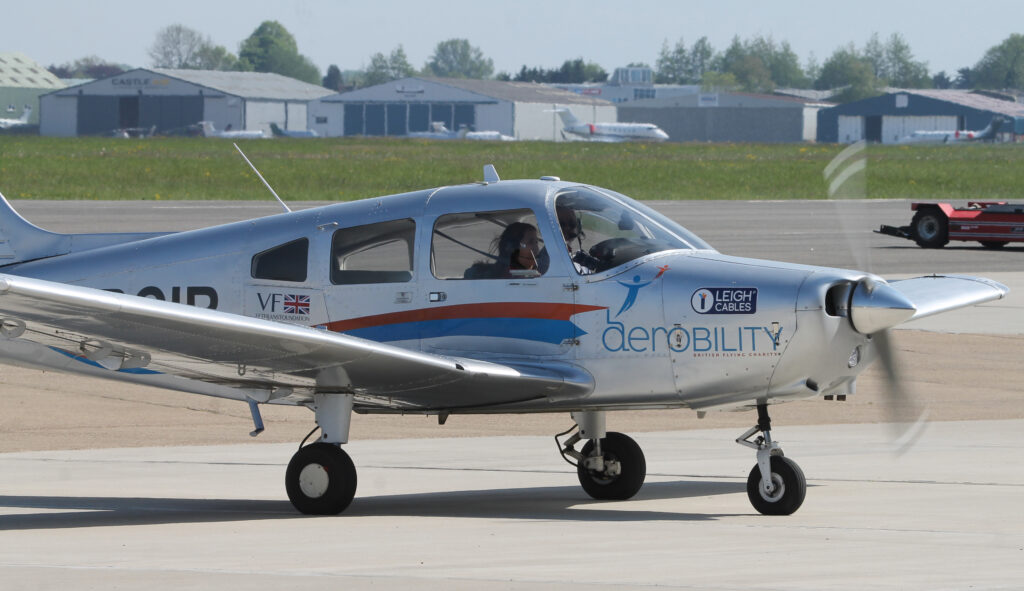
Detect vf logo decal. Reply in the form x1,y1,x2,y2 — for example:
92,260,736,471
691,287,757,314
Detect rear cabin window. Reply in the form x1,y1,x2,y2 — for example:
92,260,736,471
432,209,547,280
251,238,309,282
331,218,416,284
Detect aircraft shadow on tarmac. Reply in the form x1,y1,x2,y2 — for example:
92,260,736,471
0,478,757,530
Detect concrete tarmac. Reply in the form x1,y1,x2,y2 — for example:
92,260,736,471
1,421,1023,590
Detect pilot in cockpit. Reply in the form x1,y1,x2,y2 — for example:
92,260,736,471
557,205,595,274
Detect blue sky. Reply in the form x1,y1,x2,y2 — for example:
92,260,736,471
8,0,1022,77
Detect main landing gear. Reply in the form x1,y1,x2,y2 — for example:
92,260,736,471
558,411,647,500
285,393,358,515
736,403,806,515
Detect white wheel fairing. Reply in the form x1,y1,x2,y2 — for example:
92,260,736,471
298,463,330,498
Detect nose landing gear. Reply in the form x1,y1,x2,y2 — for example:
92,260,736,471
736,403,806,515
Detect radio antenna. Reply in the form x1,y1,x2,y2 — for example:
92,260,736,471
233,143,291,213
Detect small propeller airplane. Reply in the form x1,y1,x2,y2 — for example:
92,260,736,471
0,164,1007,515
554,108,669,142
0,105,32,130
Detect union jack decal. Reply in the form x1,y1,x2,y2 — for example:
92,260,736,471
283,294,310,315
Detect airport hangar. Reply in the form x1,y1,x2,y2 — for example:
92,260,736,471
308,76,615,140
39,68,334,137
617,91,832,143
0,52,64,128
816,89,1024,144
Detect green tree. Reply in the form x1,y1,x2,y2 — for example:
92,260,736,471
972,33,1024,89
237,20,320,84
364,45,416,85
701,71,739,92
656,38,689,83
322,64,343,91
688,37,714,83
883,33,930,88
424,39,493,79
816,44,881,102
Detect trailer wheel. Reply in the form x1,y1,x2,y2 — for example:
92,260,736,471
979,241,1007,249
911,209,948,248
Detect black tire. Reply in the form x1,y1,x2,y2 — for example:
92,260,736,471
286,442,357,515
910,209,948,248
746,455,806,516
979,241,1007,249
577,432,646,500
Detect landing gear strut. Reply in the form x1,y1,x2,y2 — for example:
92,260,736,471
558,411,647,500
736,403,806,515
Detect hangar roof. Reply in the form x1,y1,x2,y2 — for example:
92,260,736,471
152,69,335,101
897,89,1024,118
0,52,64,89
326,76,609,106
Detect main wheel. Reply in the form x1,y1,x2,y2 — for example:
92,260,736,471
746,455,806,515
286,442,357,515
911,209,948,248
577,432,646,500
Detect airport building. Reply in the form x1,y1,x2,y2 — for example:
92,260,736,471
309,77,614,140
0,52,65,128
552,66,700,104
39,68,334,137
817,90,1024,143
618,92,830,143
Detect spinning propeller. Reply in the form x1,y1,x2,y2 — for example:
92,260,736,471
824,141,929,452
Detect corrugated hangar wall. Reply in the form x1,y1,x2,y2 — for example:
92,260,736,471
619,105,806,142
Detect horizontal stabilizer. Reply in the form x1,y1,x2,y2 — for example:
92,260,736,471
886,274,1008,322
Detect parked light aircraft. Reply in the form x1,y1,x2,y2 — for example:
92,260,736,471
270,123,319,138
0,105,32,129
554,108,669,142
0,165,1007,516
199,120,266,139
896,116,1007,144
408,121,515,141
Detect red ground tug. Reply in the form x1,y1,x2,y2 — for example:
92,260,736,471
877,202,1024,248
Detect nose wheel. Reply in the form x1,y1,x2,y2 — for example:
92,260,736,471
736,403,806,515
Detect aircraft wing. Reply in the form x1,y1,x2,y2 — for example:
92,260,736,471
887,274,1008,321
0,273,593,410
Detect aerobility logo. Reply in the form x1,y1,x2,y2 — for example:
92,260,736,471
615,265,669,317
691,287,757,314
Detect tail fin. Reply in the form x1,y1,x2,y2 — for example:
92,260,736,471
270,123,285,137
0,190,170,265
18,106,32,124
0,190,69,263
554,108,580,127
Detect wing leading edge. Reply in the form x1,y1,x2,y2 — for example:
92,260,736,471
0,273,593,410
887,274,1008,322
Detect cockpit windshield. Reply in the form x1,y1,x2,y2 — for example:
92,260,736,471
554,187,712,274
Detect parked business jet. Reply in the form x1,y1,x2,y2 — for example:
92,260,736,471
270,123,319,138
554,108,669,142
896,116,1006,144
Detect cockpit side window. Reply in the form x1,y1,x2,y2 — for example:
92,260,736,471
555,187,694,273
431,208,548,280
330,218,415,285
251,238,309,282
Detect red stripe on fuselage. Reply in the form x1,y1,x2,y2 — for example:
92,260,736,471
322,302,606,333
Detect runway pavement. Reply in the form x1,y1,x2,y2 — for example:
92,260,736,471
1,421,1022,590
2,197,1022,589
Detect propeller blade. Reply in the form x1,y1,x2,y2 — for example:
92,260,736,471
873,329,930,454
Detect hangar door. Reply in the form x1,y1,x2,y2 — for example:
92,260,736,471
343,102,476,136
77,95,203,135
